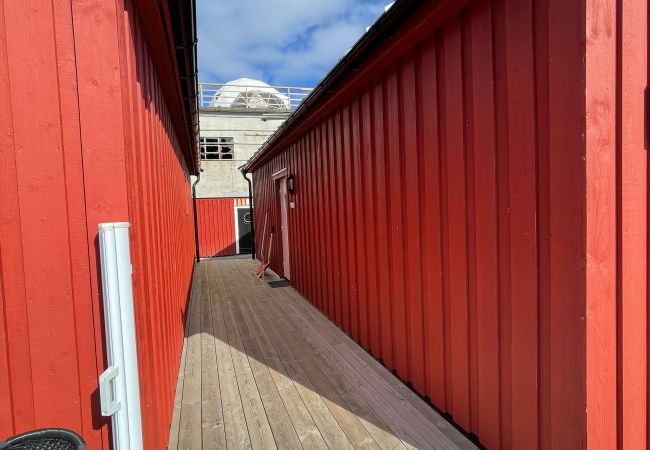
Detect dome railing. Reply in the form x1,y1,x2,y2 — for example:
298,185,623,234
199,82,312,111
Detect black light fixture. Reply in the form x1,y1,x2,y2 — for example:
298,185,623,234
287,174,296,195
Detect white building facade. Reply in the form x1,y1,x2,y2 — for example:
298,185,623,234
196,79,311,198
192,79,310,257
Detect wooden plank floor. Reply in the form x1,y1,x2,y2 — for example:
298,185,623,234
168,258,477,450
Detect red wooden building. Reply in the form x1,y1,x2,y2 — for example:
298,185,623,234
0,0,198,448
197,197,252,258
244,0,648,448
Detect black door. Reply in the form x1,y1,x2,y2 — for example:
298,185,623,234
237,207,252,254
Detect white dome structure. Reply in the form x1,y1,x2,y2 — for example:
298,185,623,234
211,78,290,109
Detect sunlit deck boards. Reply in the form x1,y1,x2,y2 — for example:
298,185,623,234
168,258,477,450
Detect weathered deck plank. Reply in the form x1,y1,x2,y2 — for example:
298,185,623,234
168,258,478,450
200,265,226,449
177,266,204,449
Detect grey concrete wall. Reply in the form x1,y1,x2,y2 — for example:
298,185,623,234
195,110,286,198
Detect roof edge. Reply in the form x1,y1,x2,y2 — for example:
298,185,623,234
241,0,469,174
136,0,200,175
168,0,201,175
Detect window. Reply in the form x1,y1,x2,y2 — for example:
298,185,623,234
200,137,234,160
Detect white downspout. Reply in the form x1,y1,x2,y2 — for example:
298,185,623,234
98,222,143,450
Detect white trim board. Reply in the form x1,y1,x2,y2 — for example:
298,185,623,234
271,167,288,180
234,205,252,254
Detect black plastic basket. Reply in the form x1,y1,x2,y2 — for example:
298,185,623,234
0,429,86,450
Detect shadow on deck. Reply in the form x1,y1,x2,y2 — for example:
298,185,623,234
168,258,478,450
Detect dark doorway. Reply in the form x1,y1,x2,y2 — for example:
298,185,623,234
236,207,252,254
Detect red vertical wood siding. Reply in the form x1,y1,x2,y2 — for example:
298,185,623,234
116,3,195,448
584,0,649,449
197,197,248,258
249,0,648,448
0,0,195,448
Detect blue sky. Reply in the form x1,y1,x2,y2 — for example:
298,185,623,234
197,0,389,88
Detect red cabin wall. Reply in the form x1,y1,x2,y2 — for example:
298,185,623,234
250,0,647,448
0,0,194,448
197,197,248,258
116,2,195,448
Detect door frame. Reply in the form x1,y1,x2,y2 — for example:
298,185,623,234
234,204,252,255
272,168,290,279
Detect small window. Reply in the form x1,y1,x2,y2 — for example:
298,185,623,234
200,137,235,160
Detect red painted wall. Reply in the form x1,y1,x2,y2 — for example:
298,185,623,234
584,1,648,448
197,197,248,257
0,0,195,448
249,0,647,448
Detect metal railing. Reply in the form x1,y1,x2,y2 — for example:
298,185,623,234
198,82,312,111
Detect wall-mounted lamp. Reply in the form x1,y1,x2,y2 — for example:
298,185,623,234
287,174,296,195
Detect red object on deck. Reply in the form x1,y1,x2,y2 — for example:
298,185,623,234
256,231,274,278
244,0,648,448
0,0,197,448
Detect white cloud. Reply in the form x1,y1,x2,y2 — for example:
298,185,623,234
197,0,387,87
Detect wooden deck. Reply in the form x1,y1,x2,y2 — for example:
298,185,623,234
168,258,477,450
